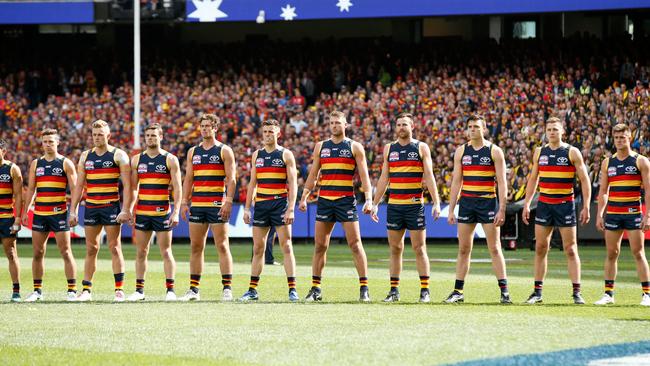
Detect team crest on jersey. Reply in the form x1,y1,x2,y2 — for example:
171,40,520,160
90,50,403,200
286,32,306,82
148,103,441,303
256,158,265,167
339,149,352,158
272,159,284,166
608,167,617,177
462,155,472,165
36,167,45,176
138,164,148,174
557,157,569,165
389,151,400,161
52,167,63,175
102,161,114,168
0,174,9,182
625,166,638,174
321,148,331,158
85,161,95,170
192,155,202,164
539,156,549,165
155,164,167,173
407,152,419,160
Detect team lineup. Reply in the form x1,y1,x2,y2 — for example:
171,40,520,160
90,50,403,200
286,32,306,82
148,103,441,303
1,112,649,305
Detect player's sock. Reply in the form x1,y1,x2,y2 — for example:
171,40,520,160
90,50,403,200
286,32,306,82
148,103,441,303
33,279,42,294
312,275,321,288
13,283,19,294
533,281,543,296
221,274,232,290
572,283,581,295
390,276,400,289
498,279,508,294
82,280,92,293
287,277,296,290
642,281,650,295
165,278,175,292
359,277,368,290
190,274,201,294
454,279,464,294
136,279,145,294
605,280,615,297
420,276,429,290
114,272,124,292
249,276,260,291
67,279,77,293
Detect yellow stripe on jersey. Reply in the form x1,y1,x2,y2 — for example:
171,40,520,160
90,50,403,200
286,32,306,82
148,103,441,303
539,172,575,179
35,196,65,203
138,194,169,201
87,173,120,180
193,169,225,177
0,188,11,194
320,180,354,187
140,178,171,185
36,182,66,188
539,188,574,195
610,180,642,187
193,186,225,192
321,163,356,170
257,172,287,179
390,182,423,189
462,171,495,177
462,184,497,192
389,166,424,173
87,187,119,193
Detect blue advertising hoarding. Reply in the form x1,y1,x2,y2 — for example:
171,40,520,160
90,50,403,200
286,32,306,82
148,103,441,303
0,1,94,25
186,0,650,23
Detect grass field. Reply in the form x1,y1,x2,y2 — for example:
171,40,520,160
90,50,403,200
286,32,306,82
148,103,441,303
1,239,650,365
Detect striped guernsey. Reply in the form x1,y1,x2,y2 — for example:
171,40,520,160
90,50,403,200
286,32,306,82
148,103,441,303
388,140,424,205
460,143,496,199
255,148,288,202
136,152,171,217
537,144,576,204
606,152,642,215
191,144,226,208
319,138,356,200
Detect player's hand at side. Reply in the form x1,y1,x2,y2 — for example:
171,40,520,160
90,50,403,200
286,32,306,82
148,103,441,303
432,203,441,221
180,202,190,222
596,215,605,232
522,205,531,225
642,215,650,232
220,201,233,221
494,209,505,227
298,199,307,212
283,208,295,225
579,205,590,225
371,205,379,223
447,211,457,225
68,212,78,227
168,212,180,228
362,201,373,215
116,210,130,224
243,208,251,225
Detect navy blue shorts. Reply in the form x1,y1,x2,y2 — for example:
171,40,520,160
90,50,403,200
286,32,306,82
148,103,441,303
316,196,358,223
0,217,16,239
535,201,576,227
387,204,425,231
32,212,70,233
189,206,224,224
253,198,288,227
135,213,172,232
84,203,120,226
458,197,497,224
605,213,642,231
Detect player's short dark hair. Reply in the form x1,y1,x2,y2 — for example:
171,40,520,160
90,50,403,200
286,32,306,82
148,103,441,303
545,116,563,126
262,119,281,127
199,114,220,128
396,113,414,123
467,114,486,128
41,128,60,140
144,123,163,135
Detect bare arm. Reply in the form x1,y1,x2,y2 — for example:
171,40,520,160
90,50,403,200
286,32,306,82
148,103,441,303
22,159,37,217
571,147,592,224
69,150,88,215
181,147,195,205
372,144,391,206
64,158,78,208
10,164,23,230
447,144,465,213
522,147,541,225
244,150,258,212
300,141,323,203
493,146,507,210
127,154,140,213
353,141,373,204
167,154,182,227
421,143,441,220
115,149,132,217
638,157,650,231
595,158,609,231
284,149,298,224
220,145,236,220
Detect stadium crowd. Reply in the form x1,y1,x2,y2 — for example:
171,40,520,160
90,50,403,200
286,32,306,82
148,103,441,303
1,35,649,203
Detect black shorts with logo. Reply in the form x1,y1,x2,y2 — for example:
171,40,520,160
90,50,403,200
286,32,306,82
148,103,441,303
605,213,642,231
535,201,577,227
84,203,120,226
315,196,359,223
457,197,498,224
189,206,225,224
0,217,16,238
135,213,172,232
386,204,425,231
32,212,70,233
253,198,288,227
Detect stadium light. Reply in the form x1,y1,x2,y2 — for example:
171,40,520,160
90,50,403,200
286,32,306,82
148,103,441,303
134,0,141,150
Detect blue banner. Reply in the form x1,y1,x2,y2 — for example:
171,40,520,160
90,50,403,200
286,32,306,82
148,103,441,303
186,0,650,23
0,1,94,25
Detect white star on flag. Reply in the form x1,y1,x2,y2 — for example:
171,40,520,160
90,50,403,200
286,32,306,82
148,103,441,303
336,0,353,12
187,0,228,22
280,4,297,21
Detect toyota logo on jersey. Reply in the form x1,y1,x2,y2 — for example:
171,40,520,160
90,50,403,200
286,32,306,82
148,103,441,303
52,167,63,175
557,157,569,164
480,157,491,164
102,161,114,168
0,174,9,182
625,166,638,173
408,152,419,159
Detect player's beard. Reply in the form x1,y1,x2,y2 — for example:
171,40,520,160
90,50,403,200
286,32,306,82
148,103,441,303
398,130,410,139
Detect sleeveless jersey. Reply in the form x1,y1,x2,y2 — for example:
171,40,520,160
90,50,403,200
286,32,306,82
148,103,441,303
191,144,226,208
255,148,288,202
136,152,171,217
388,140,424,205
318,138,356,200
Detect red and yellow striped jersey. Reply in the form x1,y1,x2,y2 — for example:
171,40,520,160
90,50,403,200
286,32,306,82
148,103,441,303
255,148,288,202
606,152,642,215
84,148,120,208
0,161,14,219
388,140,424,205
191,144,226,208
136,152,171,217
34,157,68,216
537,144,576,204
318,138,356,201
460,143,496,199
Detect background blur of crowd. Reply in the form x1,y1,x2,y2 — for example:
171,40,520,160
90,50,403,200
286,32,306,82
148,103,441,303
1,35,649,204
